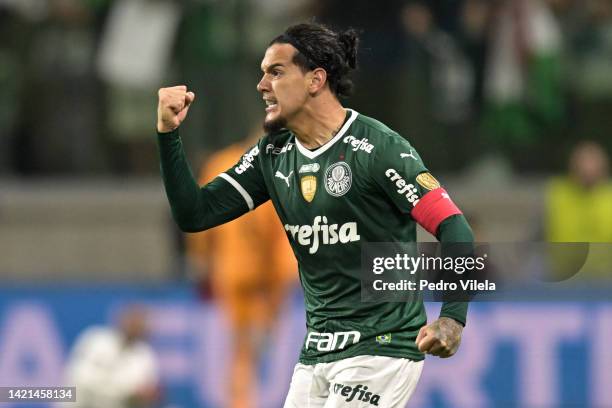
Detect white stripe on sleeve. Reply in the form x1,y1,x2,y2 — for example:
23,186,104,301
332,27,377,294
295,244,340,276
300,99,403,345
219,173,254,211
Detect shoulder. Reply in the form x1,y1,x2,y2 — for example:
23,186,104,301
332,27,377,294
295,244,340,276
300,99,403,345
78,326,116,342
348,112,428,178
350,113,417,162
351,112,414,150
353,112,396,135
72,326,120,353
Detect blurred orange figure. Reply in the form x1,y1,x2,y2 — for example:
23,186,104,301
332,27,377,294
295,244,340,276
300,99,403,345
186,131,297,408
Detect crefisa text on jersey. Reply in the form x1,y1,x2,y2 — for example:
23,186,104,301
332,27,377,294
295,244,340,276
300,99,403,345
343,135,374,153
385,169,420,206
285,216,360,254
234,145,260,174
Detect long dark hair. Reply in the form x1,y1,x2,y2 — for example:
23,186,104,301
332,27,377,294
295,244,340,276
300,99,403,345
270,23,360,98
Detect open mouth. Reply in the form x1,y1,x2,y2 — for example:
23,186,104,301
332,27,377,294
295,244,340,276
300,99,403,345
264,98,278,113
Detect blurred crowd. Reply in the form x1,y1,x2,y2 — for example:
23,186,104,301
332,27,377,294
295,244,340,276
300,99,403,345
1,4,610,407
1,0,612,176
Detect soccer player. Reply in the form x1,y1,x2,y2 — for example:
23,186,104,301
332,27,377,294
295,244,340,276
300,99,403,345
157,23,473,407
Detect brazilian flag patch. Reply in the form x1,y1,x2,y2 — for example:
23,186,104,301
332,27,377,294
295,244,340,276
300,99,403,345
376,333,392,345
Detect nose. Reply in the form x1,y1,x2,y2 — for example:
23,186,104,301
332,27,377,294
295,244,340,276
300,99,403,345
257,75,269,93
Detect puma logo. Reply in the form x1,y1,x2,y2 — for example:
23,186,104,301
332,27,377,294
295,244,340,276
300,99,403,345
275,170,293,187
400,149,417,161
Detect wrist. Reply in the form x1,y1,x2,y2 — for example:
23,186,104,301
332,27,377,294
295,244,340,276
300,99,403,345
156,127,180,144
438,316,464,327
157,122,178,134
157,126,179,136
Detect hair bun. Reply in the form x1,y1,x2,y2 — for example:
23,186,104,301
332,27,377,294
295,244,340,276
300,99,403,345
339,28,359,69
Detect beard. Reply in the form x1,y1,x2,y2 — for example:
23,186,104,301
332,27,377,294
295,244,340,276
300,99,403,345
263,115,287,134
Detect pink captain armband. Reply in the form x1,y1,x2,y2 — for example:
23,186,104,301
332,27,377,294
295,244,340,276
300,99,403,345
411,188,462,236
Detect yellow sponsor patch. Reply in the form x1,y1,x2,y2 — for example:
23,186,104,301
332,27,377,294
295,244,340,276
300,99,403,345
301,175,317,202
416,172,440,191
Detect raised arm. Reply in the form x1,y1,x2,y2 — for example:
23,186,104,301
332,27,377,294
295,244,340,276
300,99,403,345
156,86,268,232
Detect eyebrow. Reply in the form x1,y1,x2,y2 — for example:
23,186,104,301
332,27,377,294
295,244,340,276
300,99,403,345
261,63,284,73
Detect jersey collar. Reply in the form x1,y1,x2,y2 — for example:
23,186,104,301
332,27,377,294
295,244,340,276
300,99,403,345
294,109,358,160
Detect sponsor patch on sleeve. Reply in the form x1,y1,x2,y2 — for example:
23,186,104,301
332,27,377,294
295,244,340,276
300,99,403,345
416,172,441,191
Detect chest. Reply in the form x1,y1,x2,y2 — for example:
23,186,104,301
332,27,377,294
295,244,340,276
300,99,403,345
264,142,373,222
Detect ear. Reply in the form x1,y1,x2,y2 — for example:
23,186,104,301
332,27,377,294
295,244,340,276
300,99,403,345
308,68,328,94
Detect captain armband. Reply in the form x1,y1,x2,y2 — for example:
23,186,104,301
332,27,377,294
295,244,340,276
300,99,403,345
411,188,462,236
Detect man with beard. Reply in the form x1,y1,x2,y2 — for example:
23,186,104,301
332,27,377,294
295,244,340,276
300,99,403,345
156,22,473,407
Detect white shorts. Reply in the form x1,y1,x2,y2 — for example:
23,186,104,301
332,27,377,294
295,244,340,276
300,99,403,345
283,355,424,408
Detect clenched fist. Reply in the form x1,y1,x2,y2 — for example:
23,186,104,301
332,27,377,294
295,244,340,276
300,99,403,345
416,317,463,358
157,85,195,133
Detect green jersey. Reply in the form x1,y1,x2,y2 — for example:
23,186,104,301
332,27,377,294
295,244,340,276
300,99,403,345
158,109,467,365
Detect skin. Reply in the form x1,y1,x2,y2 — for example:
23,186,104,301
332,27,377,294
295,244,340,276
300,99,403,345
157,85,195,133
416,316,463,358
569,141,609,189
157,42,464,358
119,307,148,345
158,43,347,149
255,43,346,148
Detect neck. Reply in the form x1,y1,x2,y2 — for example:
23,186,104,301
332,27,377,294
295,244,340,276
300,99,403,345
288,96,347,149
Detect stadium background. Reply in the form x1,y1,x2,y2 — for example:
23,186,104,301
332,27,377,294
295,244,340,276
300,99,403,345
0,0,611,407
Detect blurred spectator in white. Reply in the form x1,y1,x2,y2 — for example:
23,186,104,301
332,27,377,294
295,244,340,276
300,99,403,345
482,0,565,148
63,306,160,408
97,0,181,173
